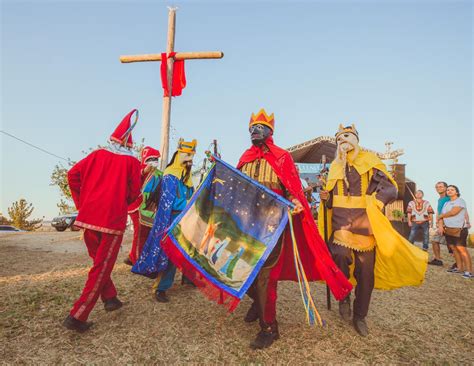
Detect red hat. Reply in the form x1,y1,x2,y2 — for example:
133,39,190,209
110,109,139,148
140,146,160,170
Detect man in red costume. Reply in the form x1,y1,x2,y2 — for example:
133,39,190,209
63,109,141,333
125,146,161,265
237,109,352,349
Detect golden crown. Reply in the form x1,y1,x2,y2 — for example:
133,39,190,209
177,138,197,154
249,108,275,131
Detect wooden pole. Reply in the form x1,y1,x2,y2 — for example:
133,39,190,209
321,154,332,311
159,8,176,171
120,51,224,63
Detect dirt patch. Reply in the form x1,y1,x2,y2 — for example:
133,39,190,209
1,232,473,364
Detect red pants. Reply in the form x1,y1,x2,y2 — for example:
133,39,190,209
70,229,123,322
129,221,151,264
128,211,140,263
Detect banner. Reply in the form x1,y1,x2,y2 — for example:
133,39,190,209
161,157,292,311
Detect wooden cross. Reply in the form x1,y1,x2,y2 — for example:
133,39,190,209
120,7,224,170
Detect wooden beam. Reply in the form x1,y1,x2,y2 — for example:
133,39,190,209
120,51,224,63
159,8,177,171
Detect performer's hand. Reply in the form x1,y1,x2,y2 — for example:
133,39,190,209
291,199,304,214
319,190,329,201
408,221,412,227
437,226,444,236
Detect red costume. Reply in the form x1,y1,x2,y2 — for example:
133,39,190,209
67,109,141,323
127,146,161,264
235,109,351,349
237,137,352,303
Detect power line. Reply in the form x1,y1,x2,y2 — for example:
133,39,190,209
1,130,69,162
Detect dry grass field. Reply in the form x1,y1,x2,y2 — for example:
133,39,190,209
1,231,473,364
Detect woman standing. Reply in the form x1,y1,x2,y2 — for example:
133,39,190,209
438,185,472,279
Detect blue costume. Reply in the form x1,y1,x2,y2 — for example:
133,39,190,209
132,139,196,294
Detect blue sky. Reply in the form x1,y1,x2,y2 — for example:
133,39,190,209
1,0,472,220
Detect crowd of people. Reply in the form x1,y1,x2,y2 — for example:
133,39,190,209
408,182,472,278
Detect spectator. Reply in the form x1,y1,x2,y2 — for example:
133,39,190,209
296,166,313,203
314,174,325,191
438,185,472,279
407,190,434,251
429,182,451,266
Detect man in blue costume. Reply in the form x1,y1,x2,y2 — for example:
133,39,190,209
132,138,197,302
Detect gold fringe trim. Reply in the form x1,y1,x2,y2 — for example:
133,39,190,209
333,239,376,252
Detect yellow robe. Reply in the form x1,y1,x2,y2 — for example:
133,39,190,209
318,150,428,290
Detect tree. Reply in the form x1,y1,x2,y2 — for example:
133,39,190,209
0,212,11,225
50,140,145,215
7,199,43,231
50,162,76,214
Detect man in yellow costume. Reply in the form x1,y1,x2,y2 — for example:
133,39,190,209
320,124,427,337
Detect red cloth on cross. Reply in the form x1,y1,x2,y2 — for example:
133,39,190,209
160,52,186,97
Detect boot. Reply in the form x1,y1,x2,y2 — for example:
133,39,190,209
103,297,123,312
338,295,351,322
244,302,259,323
63,315,93,333
155,291,170,303
123,257,133,266
353,317,369,337
250,322,280,350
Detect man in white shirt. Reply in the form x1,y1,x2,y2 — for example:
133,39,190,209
407,190,434,251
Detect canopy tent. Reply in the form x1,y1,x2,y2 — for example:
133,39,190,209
287,136,403,164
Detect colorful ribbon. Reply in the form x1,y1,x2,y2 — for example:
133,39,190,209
288,209,324,326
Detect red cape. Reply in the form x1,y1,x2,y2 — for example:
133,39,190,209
237,137,352,301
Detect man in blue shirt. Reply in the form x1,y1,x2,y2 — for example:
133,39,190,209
429,181,450,266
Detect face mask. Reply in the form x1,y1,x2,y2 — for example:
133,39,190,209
249,124,272,146
337,133,358,153
178,152,194,168
146,159,159,168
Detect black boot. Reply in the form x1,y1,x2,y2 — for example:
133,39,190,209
104,297,123,312
353,317,369,337
338,295,351,322
250,322,280,350
244,302,259,323
63,315,93,333
155,291,170,303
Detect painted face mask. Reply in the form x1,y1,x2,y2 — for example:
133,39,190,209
249,124,272,146
145,158,159,168
179,152,194,169
337,132,359,154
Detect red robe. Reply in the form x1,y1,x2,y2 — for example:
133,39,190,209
68,148,141,235
237,137,352,301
